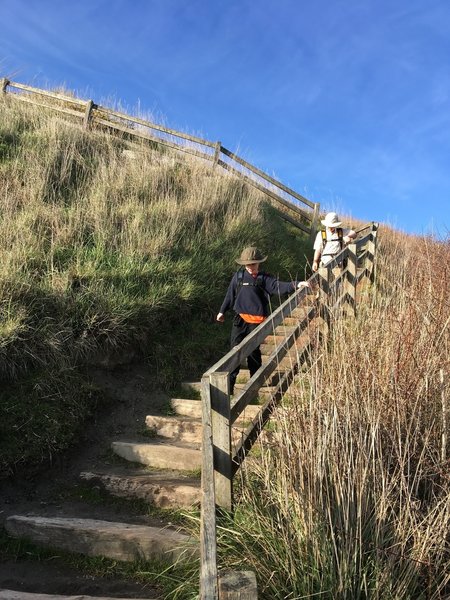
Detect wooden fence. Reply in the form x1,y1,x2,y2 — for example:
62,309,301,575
0,78,320,238
200,222,379,599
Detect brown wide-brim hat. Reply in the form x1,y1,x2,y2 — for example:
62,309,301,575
235,246,268,265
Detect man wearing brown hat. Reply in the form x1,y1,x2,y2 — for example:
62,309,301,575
217,246,308,395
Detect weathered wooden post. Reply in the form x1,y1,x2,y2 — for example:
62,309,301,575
345,242,357,316
309,202,320,244
1,78,9,93
83,99,95,130
210,371,233,510
317,264,332,334
200,374,219,600
213,141,222,167
367,222,378,284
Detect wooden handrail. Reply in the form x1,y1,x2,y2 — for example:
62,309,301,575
1,79,319,235
199,222,379,599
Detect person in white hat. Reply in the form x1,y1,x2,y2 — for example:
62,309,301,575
312,212,356,271
216,246,309,394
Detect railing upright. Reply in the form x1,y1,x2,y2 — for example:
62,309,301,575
200,375,219,599
345,242,357,316
209,371,233,511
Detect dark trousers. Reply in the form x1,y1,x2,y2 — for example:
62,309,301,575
229,317,262,394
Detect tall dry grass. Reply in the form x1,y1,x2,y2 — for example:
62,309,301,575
218,227,450,599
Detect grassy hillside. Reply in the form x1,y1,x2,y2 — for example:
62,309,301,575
0,96,311,475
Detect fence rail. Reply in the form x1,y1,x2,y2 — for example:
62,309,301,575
200,222,379,599
1,78,320,237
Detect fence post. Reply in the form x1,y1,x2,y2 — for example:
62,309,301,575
317,265,332,333
200,375,219,600
213,141,222,167
309,203,320,243
1,78,9,93
210,371,233,510
345,243,357,316
367,222,378,284
83,99,95,130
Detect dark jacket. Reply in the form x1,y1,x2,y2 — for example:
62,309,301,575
219,269,296,318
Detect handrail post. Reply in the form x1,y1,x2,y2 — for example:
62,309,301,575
309,202,320,243
367,222,378,284
317,265,332,333
213,141,222,167
210,371,233,510
84,99,95,130
1,78,9,94
200,375,219,600
345,242,357,316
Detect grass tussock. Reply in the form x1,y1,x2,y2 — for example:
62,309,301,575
204,228,449,599
0,95,310,475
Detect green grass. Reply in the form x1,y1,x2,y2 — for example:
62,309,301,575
0,96,311,475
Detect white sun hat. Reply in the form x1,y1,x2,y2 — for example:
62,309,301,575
321,212,342,227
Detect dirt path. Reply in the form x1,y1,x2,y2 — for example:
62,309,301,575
0,362,174,599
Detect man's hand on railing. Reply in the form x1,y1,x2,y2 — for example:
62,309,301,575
216,312,225,322
297,281,310,289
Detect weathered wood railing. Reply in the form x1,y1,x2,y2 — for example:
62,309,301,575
0,78,320,238
200,222,379,599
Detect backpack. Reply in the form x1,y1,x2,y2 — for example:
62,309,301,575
321,227,347,268
321,227,344,249
236,268,265,292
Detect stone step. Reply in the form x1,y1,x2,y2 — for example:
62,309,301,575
261,353,304,370
236,369,285,387
280,316,302,327
145,415,257,445
260,332,312,356
5,515,197,563
290,305,315,319
111,441,201,471
80,469,200,508
170,398,261,420
260,343,300,357
273,324,297,336
233,383,277,400
0,592,149,600
145,414,202,445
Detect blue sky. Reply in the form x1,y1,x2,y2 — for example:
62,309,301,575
1,0,449,236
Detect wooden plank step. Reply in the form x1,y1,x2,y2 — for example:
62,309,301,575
111,441,201,470
170,398,261,420
79,469,200,508
0,592,149,600
5,516,197,563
